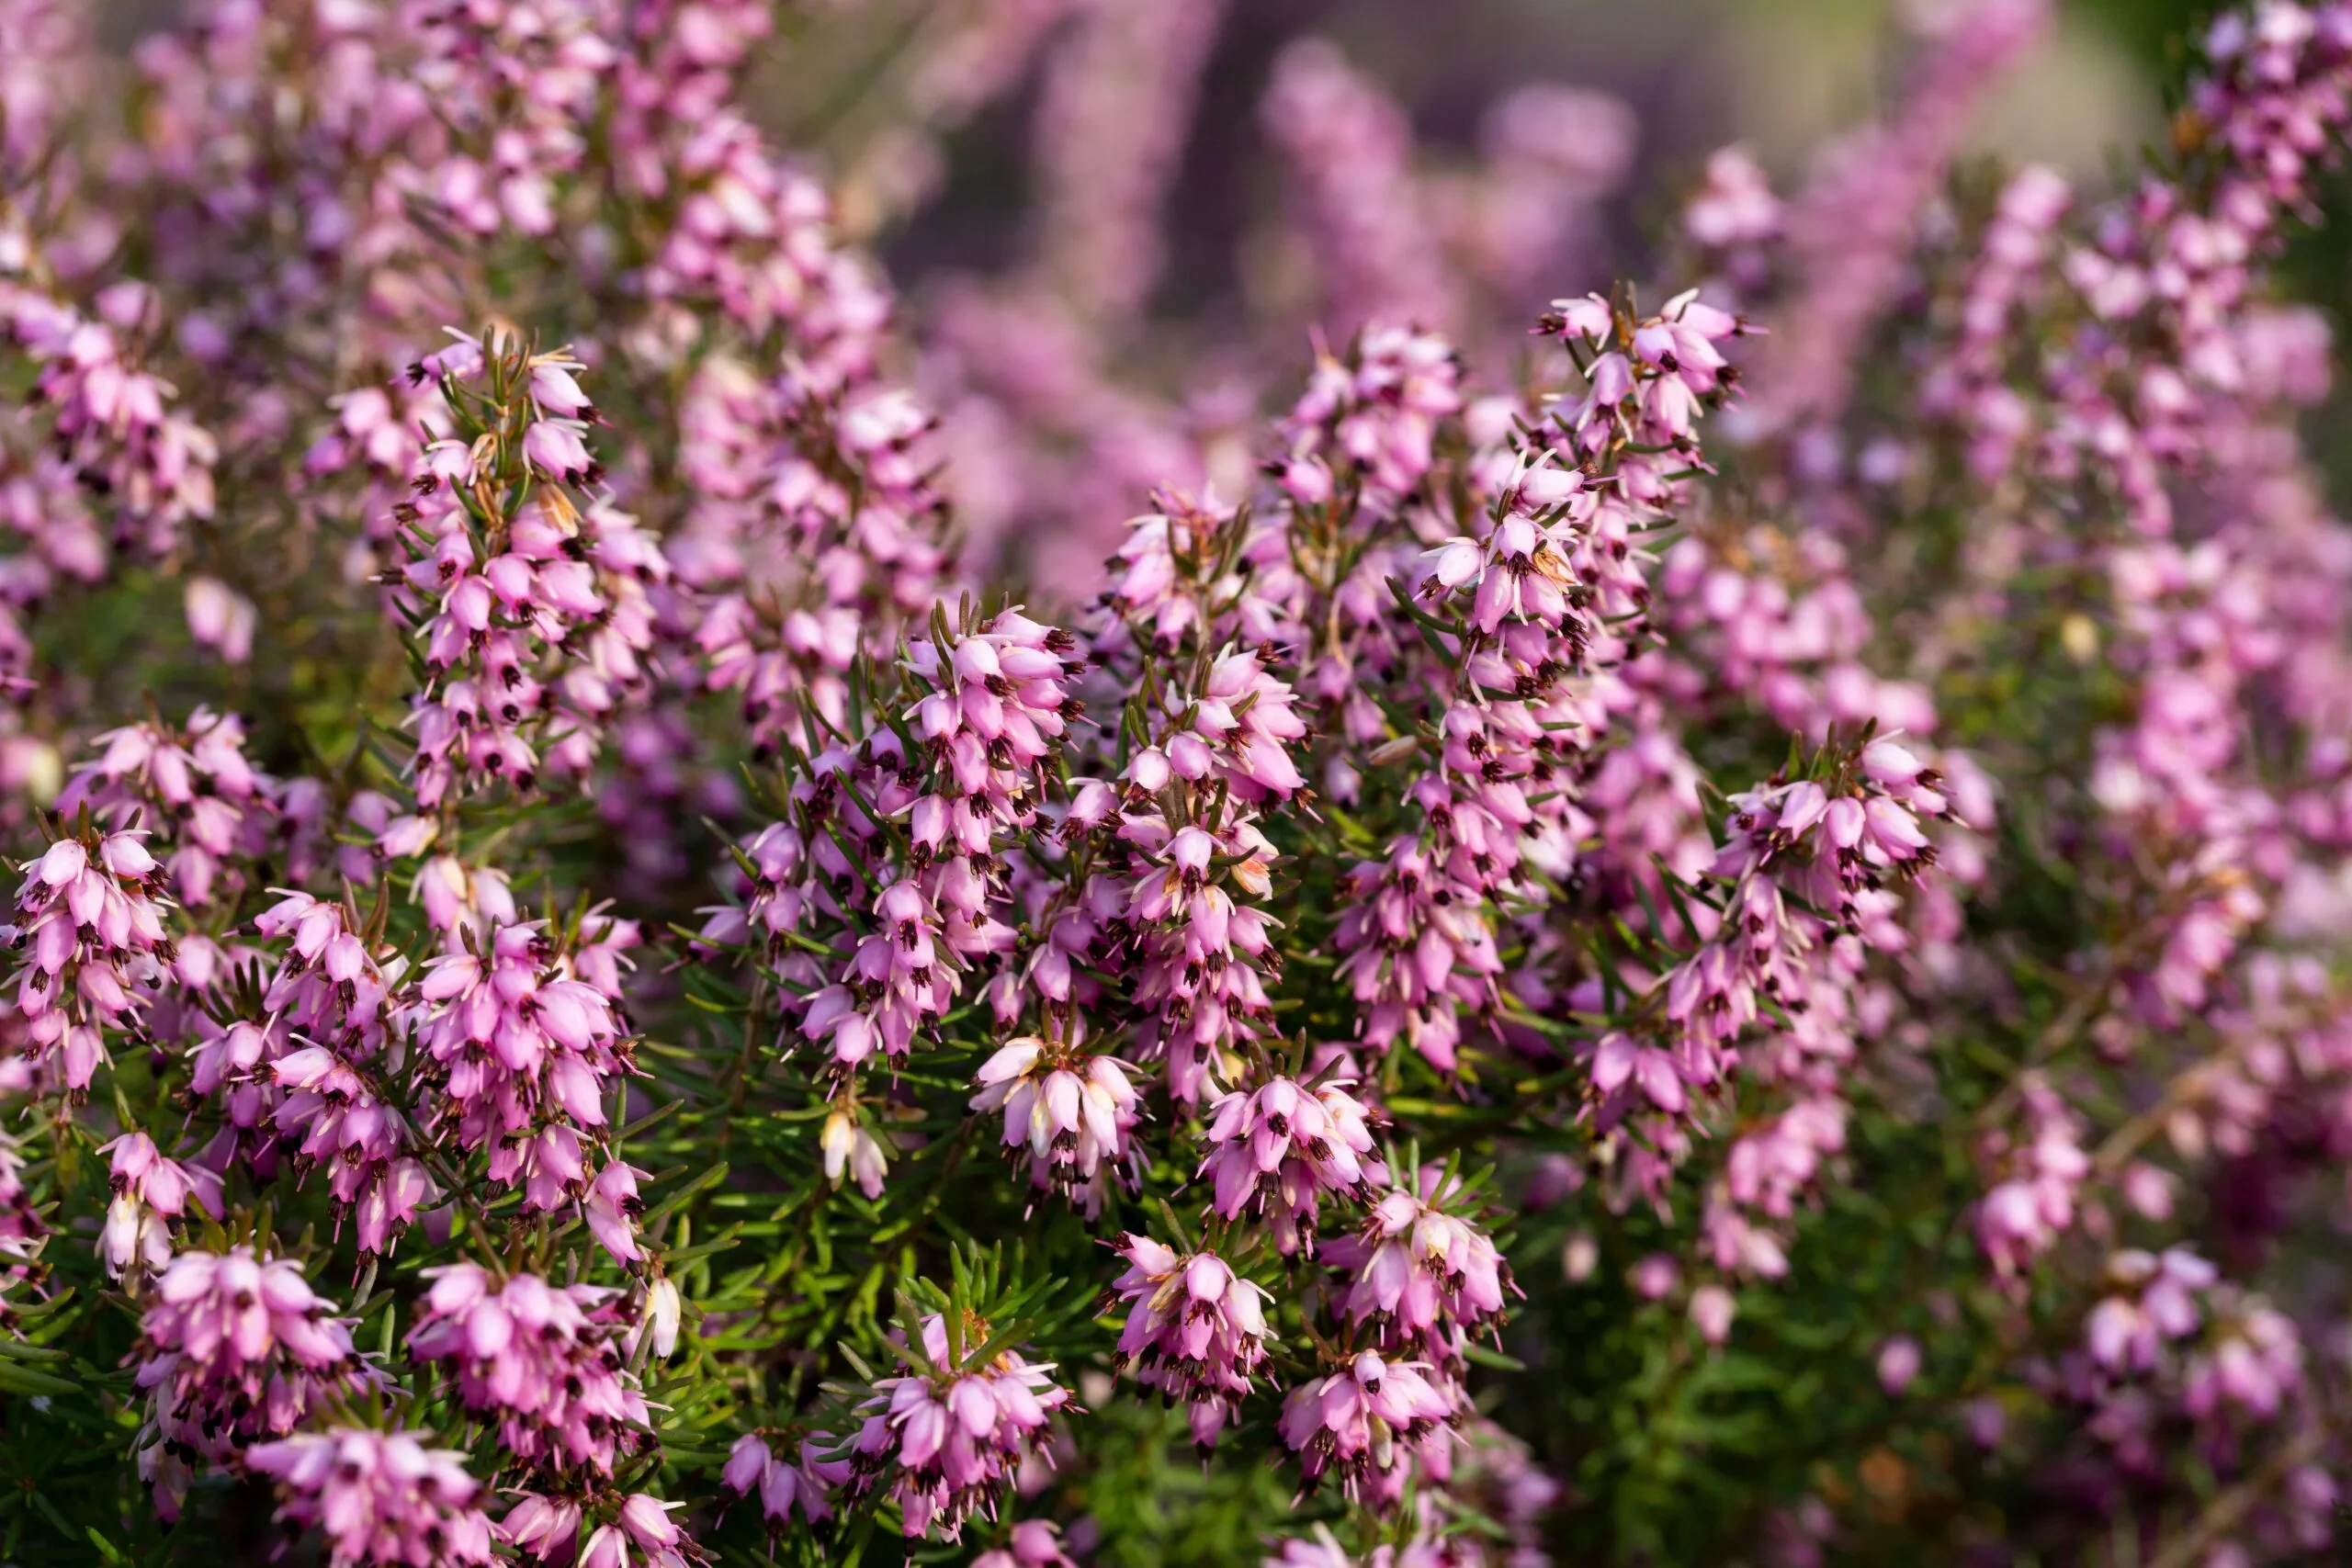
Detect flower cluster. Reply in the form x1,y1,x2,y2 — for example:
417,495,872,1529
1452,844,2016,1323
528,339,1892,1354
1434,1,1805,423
781,610,1084,1073
98,1131,216,1280
1107,1235,1272,1446
406,1265,652,1476
132,1247,363,1517
971,1036,1142,1213
1198,1075,1385,1253
719,1432,843,1530
56,709,275,906
5,828,170,1093
410,919,639,1228
836,1311,1073,1540
1278,1349,1458,1506
248,1427,496,1568
1323,1165,1512,1367
389,333,667,807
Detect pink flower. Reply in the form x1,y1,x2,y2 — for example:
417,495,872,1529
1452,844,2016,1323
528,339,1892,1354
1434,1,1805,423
820,1106,892,1198
617,1494,689,1561
583,1160,649,1265
407,1265,652,1475
132,1247,364,1515
183,575,256,663
971,1036,1141,1212
974,1518,1077,1568
1277,1350,1459,1505
1108,1235,1272,1427
523,417,595,483
96,1131,218,1280
1114,802,1288,1103
59,709,272,908
1198,1075,1385,1253
409,921,639,1220
1629,1254,1680,1300
1876,1335,1923,1395
1323,1164,1512,1363
249,1427,493,1567
785,611,1082,1069
1974,1075,2089,1277
719,1432,844,1529
2086,1248,2216,1371
1690,1284,1736,1347
2183,1301,2304,1424
389,340,665,807
498,1493,582,1562
835,1311,1072,1540
5,824,174,1092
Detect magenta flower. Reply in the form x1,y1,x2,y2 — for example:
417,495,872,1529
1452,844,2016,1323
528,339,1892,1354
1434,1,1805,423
2086,1248,2217,1372
1277,1349,1459,1505
974,1518,1078,1568
132,1247,364,1517
5,826,173,1093
719,1432,845,1529
387,337,666,807
820,1104,894,1199
2183,1298,2306,1425
406,1265,652,1476
1107,1234,1272,1425
249,1427,494,1567
498,1493,582,1562
8,0,2352,1558
1198,1074,1385,1252
780,611,1083,1073
1974,1074,2090,1278
971,1035,1141,1212
57,708,270,908
837,1310,1072,1540
408,920,640,1232
1876,1336,1923,1396
1323,1165,1512,1363
269,1043,436,1258
1116,807,1286,1103
96,1131,218,1280
1690,1284,1737,1347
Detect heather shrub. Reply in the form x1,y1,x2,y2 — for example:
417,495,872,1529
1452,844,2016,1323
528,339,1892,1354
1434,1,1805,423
0,2,2346,1566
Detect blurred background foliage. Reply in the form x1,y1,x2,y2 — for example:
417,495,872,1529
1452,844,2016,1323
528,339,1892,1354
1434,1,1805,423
759,0,2352,516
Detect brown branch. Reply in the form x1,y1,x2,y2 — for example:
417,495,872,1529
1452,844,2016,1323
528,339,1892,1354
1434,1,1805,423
2144,1426,2324,1568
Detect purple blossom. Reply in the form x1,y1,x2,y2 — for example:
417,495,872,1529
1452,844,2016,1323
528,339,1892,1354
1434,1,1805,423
406,1264,653,1476
971,1035,1141,1212
408,919,640,1234
1198,1074,1386,1252
835,1310,1073,1540
249,1427,494,1567
1322,1164,1512,1364
5,826,173,1093
133,1247,364,1517
1278,1349,1459,1506
719,1431,845,1529
97,1131,217,1280
1107,1234,1272,1433
974,1518,1079,1568
1876,1336,1923,1395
